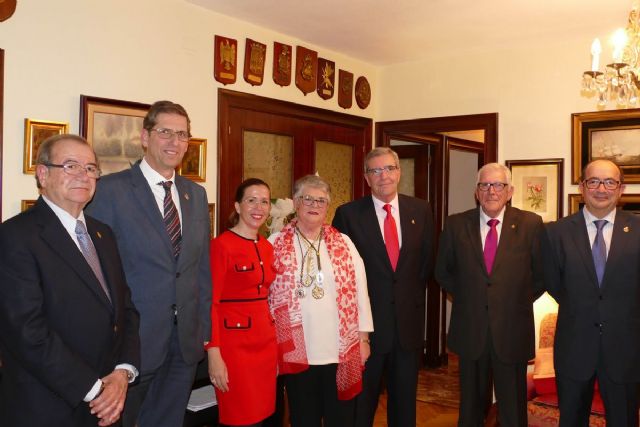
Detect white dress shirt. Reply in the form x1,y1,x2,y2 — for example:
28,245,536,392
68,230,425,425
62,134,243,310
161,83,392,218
371,194,402,248
139,158,183,228
583,207,616,257
479,207,506,249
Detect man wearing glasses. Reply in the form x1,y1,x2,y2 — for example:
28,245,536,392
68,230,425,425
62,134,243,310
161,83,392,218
0,134,140,426
87,101,212,427
542,159,640,425
333,147,434,427
435,162,544,426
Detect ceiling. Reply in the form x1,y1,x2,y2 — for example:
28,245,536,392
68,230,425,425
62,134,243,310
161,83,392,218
187,0,631,66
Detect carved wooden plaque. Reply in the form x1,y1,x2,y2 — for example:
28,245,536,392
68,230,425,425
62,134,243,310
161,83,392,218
273,42,292,87
295,46,317,95
214,35,237,85
243,38,266,86
316,58,335,100
338,69,354,109
0,0,16,22
355,76,371,109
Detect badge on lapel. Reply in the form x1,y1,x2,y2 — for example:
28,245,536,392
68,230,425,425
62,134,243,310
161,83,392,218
184,193,190,201
96,231,102,239
411,219,415,224
624,226,630,233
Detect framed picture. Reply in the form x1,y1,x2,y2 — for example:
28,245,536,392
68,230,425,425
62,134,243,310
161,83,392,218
568,193,640,216
23,119,69,173
505,158,563,223
208,203,216,239
21,199,36,212
572,109,640,184
79,95,150,176
177,138,206,182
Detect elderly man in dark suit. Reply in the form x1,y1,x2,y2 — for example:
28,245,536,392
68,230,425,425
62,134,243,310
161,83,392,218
333,146,434,427
0,134,140,427
543,159,640,426
87,101,212,427
435,162,544,426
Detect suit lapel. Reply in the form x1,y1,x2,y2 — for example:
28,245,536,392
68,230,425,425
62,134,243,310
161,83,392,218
569,212,600,290
491,207,518,274
175,176,192,267
363,196,393,270
87,220,117,311
601,210,632,289
35,201,113,310
464,208,486,273
129,164,175,258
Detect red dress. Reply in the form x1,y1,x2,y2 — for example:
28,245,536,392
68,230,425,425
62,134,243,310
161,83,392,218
209,231,277,425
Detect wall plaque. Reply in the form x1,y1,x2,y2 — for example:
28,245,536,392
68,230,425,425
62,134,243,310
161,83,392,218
273,42,292,87
214,35,237,85
243,38,266,86
355,76,371,109
295,46,317,95
338,69,354,109
316,58,335,100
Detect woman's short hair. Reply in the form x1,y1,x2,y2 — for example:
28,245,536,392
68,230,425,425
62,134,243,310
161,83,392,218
293,174,331,202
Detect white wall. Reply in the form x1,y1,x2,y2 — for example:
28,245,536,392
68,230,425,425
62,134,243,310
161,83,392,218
0,0,377,220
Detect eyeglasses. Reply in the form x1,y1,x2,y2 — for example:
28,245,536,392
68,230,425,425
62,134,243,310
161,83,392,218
44,162,101,179
298,195,329,208
477,182,508,192
583,178,621,190
242,197,270,208
151,128,190,142
366,165,399,176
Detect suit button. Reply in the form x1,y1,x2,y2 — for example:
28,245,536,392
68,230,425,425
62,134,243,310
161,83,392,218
176,272,181,278
599,295,603,300
487,282,492,287
113,325,118,333
485,305,489,311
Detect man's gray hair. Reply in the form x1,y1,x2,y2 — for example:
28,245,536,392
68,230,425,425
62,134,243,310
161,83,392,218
476,162,512,186
364,147,400,173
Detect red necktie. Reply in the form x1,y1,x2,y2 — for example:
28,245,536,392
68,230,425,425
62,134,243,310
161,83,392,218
383,204,400,271
484,218,499,274
160,181,182,259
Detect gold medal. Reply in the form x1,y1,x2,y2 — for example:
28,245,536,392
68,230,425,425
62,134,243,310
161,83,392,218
296,288,306,298
312,286,324,299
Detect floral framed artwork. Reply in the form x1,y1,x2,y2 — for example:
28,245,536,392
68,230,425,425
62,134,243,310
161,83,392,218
568,193,640,216
79,95,150,176
572,109,640,184
208,203,216,239
21,199,36,212
505,158,563,223
23,119,69,173
177,138,206,182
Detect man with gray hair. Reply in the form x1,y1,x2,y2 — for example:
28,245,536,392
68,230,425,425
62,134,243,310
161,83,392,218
333,147,434,427
435,162,544,426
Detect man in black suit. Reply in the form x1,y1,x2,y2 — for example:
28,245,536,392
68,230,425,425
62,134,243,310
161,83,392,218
0,134,140,427
435,162,544,426
543,159,640,426
333,147,434,427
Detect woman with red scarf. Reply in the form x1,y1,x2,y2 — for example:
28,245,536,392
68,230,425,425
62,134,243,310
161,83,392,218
269,175,373,427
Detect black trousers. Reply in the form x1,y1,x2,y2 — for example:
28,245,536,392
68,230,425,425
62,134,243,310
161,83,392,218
354,335,420,427
457,331,528,427
284,364,355,427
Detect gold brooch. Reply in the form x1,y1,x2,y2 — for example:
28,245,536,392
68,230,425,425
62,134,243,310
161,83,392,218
411,219,416,224
96,231,102,239
624,226,630,233
184,193,190,200
511,224,516,229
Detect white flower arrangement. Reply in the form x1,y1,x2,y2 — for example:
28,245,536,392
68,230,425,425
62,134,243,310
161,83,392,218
263,198,296,237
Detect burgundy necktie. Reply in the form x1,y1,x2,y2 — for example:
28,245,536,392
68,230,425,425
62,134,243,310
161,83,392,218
383,204,400,271
484,218,499,274
160,181,182,259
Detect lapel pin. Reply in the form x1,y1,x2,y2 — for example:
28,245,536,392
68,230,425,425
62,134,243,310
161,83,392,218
411,219,416,224
511,224,516,229
624,226,630,233
184,193,190,201
96,231,102,239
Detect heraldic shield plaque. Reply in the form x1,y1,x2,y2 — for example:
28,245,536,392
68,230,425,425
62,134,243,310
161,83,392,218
244,38,266,86
273,42,292,87
214,35,237,85
295,46,318,95
338,69,354,109
355,76,371,109
317,58,335,100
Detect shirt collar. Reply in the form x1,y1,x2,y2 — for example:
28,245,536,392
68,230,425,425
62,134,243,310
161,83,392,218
371,193,399,212
582,207,617,226
140,157,176,186
479,206,506,225
42,195,87,232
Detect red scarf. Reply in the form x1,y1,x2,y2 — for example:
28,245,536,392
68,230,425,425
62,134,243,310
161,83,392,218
270,220,362,400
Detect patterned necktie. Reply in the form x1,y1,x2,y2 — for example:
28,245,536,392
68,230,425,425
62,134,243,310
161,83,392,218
75,220,111,303
592,219,608,286
160,181,182,259
383,204,400,271
484,218,500,275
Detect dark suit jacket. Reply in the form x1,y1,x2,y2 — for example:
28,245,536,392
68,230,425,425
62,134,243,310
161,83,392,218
86,162,212,371
543,209,640,383
0,198,140,427
435,206,544,363
333,194,434,353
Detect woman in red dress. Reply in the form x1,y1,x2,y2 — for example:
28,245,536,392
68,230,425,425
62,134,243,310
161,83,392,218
207,178,277,426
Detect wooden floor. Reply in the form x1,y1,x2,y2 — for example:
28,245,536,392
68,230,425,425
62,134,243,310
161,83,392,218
372,390,458,427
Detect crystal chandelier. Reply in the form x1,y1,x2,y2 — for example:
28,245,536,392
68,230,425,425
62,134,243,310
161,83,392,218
581,5,640,108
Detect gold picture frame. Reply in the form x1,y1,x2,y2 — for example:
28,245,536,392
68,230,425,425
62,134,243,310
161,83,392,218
23,119,69,174
21,199,36,212
177,138,206,182
567,193,640,216
505,158,563,223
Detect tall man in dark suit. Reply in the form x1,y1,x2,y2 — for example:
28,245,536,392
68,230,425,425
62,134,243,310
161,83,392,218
87,101,212,427
435,162,544,426
333,147,434,427
0,134,140,427
543,159,640,426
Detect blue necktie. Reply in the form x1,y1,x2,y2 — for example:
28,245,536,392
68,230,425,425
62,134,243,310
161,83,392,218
76,220,111,303
592,219,607,286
